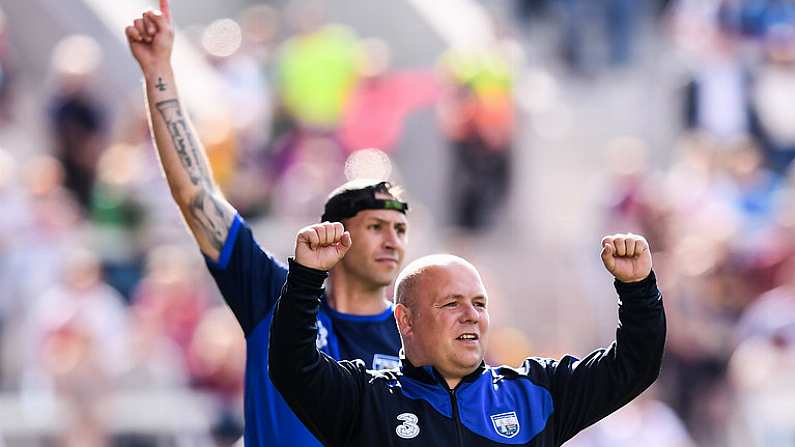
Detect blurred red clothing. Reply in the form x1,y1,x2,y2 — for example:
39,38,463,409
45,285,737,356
339,70,440,153
132,278,208,354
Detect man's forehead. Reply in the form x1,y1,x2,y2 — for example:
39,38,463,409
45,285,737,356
354,208,408,225
419,264,485,301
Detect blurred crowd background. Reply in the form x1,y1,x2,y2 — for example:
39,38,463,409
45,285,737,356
0,0,794,445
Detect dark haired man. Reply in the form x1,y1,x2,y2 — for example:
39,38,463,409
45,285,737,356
125,3,408,446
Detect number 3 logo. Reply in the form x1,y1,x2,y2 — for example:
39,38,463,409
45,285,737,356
395,413,420,439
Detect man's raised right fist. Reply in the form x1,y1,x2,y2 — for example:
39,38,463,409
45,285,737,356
295,222,353,271
125,0,174,73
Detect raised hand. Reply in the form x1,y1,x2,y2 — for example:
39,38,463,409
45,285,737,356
125,0,174,73
295,222,353,271
600,233,652,283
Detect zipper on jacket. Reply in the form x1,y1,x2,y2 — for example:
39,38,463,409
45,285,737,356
447,387,464,447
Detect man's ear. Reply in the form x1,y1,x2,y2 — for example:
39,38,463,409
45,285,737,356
394,303,413,337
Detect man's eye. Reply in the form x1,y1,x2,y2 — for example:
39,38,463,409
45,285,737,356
443,302,457,308
369,224,381,230
475,302,486,308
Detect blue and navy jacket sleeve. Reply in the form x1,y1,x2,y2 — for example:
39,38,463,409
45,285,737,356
269,260,367,447
528,271,666,445
204,214,289,337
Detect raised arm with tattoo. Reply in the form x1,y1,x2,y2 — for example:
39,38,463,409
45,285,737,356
125,0,234,260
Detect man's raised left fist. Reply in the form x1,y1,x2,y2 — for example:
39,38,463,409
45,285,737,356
600,233,652,283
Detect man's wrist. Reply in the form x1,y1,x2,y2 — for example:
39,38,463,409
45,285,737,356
288,258,328,289
614,270,659,304
143,64,175,83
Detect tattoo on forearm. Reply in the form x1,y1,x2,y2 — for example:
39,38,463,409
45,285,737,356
155,98,230,250
190,189,230,251
155,99,210,187
156,77,167,91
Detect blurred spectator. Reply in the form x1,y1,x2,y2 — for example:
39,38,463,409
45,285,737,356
717,0,795,39
661,267,737,446
202,16,272,146
39,321,110,447
568,390,695,447
19,248,129,447
338,39,440,154
199,7,281,219
47,35,109,211
683,25,751,144
120,309,188,390
224,5,282,218
728,330,795,446
0,149,27,303
23,248,130,382
606,104,795,445
554,0,644,72
736,256,795,344
268,1,361,192
187,308,245,398
605,0,641,65
719,141,783,238
186,307,246,443
0,148,28,384
112,96,192,253
515,0,552,21
485,326,533,367
10,156,82,322
131,245,211,362
0,8,14,123
275,2,360,132
90,143,147,300
269,134,345,219
749,24,795,173
200,15,271,152
602,136,672,251
438,42,516,231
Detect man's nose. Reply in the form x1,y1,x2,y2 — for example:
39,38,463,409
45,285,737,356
383,227,401,250
459,303,479,323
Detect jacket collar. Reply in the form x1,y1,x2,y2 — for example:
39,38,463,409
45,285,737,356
399,355,486,389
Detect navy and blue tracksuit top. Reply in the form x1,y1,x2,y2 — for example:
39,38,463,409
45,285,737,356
270,260,666,446
205,215,402,447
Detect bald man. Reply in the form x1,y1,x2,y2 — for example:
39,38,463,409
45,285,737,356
270,223,666,446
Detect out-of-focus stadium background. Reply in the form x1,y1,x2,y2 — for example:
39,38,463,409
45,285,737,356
0,0,794,445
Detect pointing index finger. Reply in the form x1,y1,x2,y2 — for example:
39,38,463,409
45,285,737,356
159,0,172,22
